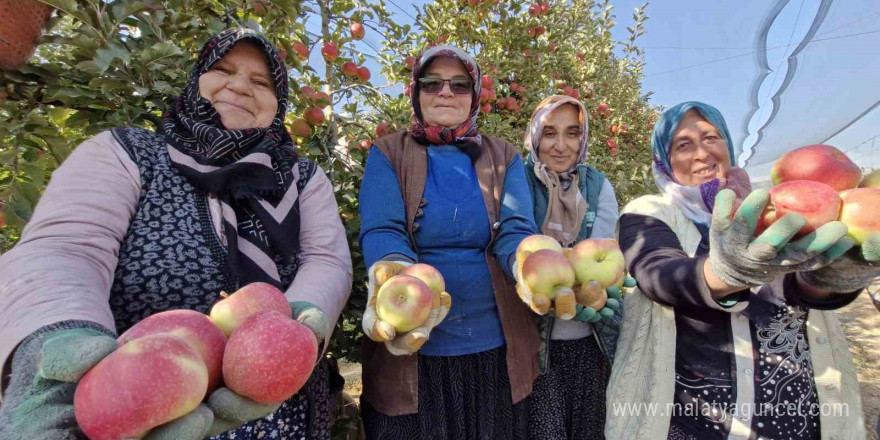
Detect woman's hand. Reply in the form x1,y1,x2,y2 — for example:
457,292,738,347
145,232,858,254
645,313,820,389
706,189,851,290
797,232,880,294
362,261,452,355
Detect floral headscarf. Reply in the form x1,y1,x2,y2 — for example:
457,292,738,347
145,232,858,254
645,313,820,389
409,45,482,159
652,101,751,225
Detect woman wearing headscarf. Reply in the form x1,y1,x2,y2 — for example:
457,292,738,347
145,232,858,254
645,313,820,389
0,28,352,440
522,95,626,439
357,45,540,440
606,101,876,439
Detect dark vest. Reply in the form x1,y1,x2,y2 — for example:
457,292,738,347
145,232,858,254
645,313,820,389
107,126,315,334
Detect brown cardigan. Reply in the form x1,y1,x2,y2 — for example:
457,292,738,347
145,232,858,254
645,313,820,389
360,131,540,416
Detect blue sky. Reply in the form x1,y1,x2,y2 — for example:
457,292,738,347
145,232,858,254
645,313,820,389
304,0,880,180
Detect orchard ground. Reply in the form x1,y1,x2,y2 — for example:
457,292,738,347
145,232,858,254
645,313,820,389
339,293,880,438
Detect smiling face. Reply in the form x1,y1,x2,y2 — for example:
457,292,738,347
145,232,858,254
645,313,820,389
198,41,278,130
537,103,582,173
417,56,473,128
668,109,732,186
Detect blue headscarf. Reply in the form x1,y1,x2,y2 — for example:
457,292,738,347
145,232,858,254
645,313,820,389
651,101,749,225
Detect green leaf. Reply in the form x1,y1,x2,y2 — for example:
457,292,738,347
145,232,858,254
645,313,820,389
5,200,33,223
94,43,132,73
139,41,184,66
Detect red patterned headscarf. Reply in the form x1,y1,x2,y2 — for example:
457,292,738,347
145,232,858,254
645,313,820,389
409,45,482,160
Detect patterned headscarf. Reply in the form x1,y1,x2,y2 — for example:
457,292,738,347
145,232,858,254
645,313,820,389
162,28,300,287
409,45,482,160
524,95,590,246
652,101,751,225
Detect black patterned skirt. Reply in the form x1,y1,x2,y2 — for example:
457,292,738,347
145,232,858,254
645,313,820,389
211,357,342,440
361,345,529,440
528,336,609,440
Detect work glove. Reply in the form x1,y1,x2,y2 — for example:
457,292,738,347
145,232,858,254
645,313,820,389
362,261,452,355
514,252,578,319
569,275,636,323
798,232,880,293
0,324,281,440
707,189,851,289
289,300,330,351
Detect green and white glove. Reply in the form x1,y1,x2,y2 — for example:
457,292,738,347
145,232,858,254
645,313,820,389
708,189,851,289
289,300,330,350
570,276,635,323
0,324,117,440
0,323,282,440
798,232,880,293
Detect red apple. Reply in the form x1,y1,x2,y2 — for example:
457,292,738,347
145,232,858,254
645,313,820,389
577,52,585,60
223,311,317,404
606,139,618,149
304,107,326,126
357,66,371,81
597,102,609,115
250,0,269,16
481,74,493,89
838,188,880,245
314,91,331,107
293,42,309,60
562,85,573,96
118,310,226,393
404,56,416,70
770,144,861,191
528,3,540,15
375,122,391,138
291,118,311,138
481,103,491,114
300,85,318,101
756,180,841,237
75,334,208,440
208,282,291,337
571,89,580,99
529,27,537,39
539,2,549,14
521,249,575,299
375,275,435,333
321,42,339,61
341,61,359,77
400,263,446,294
480,88,490,102
350,21,365,40
568,238,626,288
859,169,880,188
536,25,546,35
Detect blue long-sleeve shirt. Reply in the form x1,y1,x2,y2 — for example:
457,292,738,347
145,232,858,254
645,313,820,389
359,145,537,356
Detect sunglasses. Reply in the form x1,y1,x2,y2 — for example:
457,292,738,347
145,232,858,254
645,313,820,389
418,77,474,95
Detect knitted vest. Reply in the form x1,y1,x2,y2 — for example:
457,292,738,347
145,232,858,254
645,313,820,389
107,126,316,334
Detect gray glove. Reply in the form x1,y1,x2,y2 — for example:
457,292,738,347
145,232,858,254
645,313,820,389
289,300,330,351
799,232,880,293
708,189,851,289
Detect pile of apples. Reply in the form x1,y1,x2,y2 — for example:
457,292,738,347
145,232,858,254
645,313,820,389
373,263,450,333
516,235,627,319
756,144,879,245
74,283,317,440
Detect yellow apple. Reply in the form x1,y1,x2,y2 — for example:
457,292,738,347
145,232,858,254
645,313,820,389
569,238,626,288
375,275,434,333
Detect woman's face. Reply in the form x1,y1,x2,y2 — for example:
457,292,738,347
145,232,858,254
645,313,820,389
537,104,582,173
418,57,473,128
668,109,731,186
198,41,278,130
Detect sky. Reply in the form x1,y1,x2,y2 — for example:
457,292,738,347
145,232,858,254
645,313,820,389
302,0,880,181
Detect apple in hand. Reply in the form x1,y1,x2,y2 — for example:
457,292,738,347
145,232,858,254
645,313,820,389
375,275,435,333
520,249,576,299
770,144,861,191
515,234,564,274
75,334,209,440
577,281,608,310
400,263,445,294
755,180,840,237
838,188,880,245
209,282,291,337
223,311,318,404
118,309,226,393
568,238,626,289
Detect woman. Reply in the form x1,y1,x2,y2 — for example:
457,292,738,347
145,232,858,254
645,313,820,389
0,29,352,440
357,45,540,440
607,101,875,439
522,95,624,439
